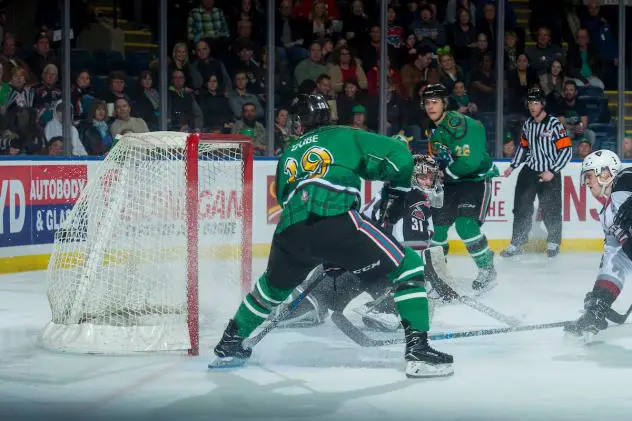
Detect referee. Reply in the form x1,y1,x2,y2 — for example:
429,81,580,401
501,87,572,258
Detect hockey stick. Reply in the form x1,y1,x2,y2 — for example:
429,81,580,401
331,311,571,347
243,266,331,349
606,303,632,324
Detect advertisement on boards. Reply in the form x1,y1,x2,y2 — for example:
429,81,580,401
0,164,87,248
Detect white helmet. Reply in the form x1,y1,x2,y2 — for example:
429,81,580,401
580,149,622,196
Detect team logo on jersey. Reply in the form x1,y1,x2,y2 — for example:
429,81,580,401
410,200,429,220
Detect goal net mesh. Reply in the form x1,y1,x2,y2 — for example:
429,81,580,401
40,132,250,354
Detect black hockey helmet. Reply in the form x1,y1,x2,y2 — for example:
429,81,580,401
289,93,331,130
422,84,449,102
526,87,546,104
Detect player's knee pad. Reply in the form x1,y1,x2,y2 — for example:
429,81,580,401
250,272,294,312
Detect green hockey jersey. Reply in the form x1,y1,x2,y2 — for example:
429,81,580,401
430,111,498,183
274,125,414,233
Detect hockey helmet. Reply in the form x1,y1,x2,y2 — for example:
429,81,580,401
526,87,546,104
289,93,331,131
580,149,622,196
412,154,440,192
421,84,449,107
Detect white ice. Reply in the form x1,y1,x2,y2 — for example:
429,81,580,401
2,253,632,421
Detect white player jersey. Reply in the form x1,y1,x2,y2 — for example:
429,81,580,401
597,168,632,291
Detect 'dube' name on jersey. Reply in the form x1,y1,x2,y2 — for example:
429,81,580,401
290,135,319,152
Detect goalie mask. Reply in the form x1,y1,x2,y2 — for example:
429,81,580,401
580,149,622,197
412,154,440,193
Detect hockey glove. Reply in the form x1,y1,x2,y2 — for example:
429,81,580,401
612,225,632,260
430,142,453,170
613,196,632,233
378,183,407,226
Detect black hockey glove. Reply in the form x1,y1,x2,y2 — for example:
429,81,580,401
378,183,407,226
614,196,632,233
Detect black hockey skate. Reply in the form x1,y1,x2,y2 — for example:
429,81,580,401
402,320,453,378
547,243,560,258
208,319,252,369
564,290,614,343
472,265,497,294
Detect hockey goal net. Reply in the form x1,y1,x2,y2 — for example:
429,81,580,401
41,132,253,356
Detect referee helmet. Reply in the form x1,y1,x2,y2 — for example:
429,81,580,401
526,87,546,104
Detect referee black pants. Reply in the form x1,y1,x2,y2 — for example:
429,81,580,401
510,166,562,247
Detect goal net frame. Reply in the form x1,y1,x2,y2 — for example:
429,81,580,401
41,132,254,357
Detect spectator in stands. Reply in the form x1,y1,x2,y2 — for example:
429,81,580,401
34,64,62,126
506,54,539,115
469,52,496,112
328,46,368,94
409,5,446,52
197,73,234,133
504,30,523,72
525,26,565,76
44,101,86,156
41,136,64,156
1,33,32,84
451,80,478,116
401,46,439,99
624,135,632,159
233,18,261,59
583,0,617,89
77,100,112,155
228,70,264,120
274,107,291,155
343,0,370,52
70,69,95,123
295,42,328,87
471,32,492,69
275,0,308,66
3,107,46,155
384,81,404,135
231,102,266,155
0,62,10,112
350,104,369,130
168,69,203,132
566,28,605,90
304,0,336,47
503,133,516,158
556,80,595,148
360,25,382,73
110,98,149,136
387,6,405,50
336,79,364,125
444,0,476,26
255,46,293,107
24,32,59,84
477,2,498,50
189,39,232,92
321,38,335,64
6,67,34,110
529,0,565,45
436,47,466,92
446,7,477,69
576,138,592,159
367,56,402,97
130,71,160,131
100,71,129,118
229,0,265,40
293,0,340,20
169,42,195,90
227,40,260,94
539,59,566,108
313,74,334,99
395,31,421,68
186,0,230,50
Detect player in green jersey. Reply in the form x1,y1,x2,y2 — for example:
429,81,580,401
423,84,499,293
209,94,454,378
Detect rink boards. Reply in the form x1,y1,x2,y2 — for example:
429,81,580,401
1,158,628,274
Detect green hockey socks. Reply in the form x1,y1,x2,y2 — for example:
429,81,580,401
232,272,294,337
454,216,493,269
388,247,430,332
430,224,450,255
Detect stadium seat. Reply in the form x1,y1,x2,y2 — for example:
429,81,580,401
92,74,108,93
70,49,93,75
576,85,604,98
125,51,153,76
580,96,609,124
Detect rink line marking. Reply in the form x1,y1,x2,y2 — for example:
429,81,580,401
1,239,606,275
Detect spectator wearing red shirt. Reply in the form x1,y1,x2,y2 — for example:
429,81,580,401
293,0,340,20
367,57,402,97
327,46,367,93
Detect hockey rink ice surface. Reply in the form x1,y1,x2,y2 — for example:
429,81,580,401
3,253,632,421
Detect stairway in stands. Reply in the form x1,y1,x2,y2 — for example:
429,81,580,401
91,0,158,53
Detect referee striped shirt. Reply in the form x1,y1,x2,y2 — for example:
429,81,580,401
510,114,572,173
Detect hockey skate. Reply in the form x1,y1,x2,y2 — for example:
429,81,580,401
208,319,252,369
471,265,497,294
354,294,401,332
500,244,522,258
564,291,613,343
402,320,453,378
547,243,560,258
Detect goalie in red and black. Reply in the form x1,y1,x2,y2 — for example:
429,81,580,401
272,154,456,332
